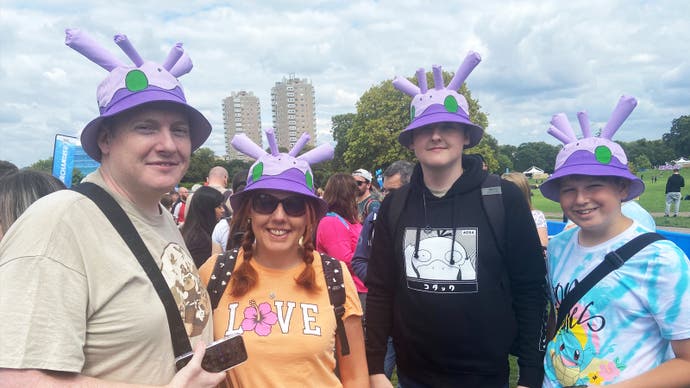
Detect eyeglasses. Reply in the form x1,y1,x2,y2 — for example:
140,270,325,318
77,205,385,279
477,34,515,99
355,180,367,186
251,193,307,217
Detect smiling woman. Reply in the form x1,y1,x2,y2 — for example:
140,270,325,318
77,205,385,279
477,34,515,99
198,128,369,388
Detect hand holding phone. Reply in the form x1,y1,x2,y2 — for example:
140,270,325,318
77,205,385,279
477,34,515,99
175,335,248,373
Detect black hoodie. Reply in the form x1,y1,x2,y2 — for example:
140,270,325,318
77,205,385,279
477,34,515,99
365,155,547,387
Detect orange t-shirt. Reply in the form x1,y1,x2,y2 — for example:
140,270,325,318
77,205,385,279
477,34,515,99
199,250,362,387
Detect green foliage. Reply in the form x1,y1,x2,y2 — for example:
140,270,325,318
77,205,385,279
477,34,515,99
663,115,690,157
183,147,217,184
513,142,560,173
631,154,652,171
619,138,675,167
331,113,355,172
29,157,53,172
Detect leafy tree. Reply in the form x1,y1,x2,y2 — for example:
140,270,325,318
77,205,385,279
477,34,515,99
513,142,560,173
331,113,355,172
631,154,652,171
662,115,690,157
619,138,676,167
29,158,53,172
183,147,216,184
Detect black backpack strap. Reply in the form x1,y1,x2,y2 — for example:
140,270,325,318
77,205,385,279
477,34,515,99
321,253,349,356
207,248,239,310
385,183,410,237
72,182,192,357
554,232,666,334
480,174,505,256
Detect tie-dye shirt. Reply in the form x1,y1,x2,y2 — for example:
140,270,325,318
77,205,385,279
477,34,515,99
543,222,690,387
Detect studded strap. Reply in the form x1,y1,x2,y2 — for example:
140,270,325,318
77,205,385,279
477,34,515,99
208,248,238,310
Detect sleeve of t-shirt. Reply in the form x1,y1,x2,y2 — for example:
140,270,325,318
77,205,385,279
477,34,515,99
211,219,230,252
316,217,356,265
642,241,690,340
0,219,88,372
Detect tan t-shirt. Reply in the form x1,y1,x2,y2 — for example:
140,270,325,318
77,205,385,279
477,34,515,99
199,250,362,388
0,171,213,385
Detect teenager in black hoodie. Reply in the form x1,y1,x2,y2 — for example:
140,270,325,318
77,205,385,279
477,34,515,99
366,52,547,388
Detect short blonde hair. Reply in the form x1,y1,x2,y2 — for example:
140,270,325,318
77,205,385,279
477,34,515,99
501,172,532,208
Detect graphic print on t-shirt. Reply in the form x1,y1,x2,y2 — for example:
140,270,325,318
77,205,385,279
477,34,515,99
403,227,478,294
160,243,211,336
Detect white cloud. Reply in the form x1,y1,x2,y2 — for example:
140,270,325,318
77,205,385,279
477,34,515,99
1,0,689,168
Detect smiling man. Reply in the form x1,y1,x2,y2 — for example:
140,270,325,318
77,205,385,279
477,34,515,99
0,29,224,387
365,52,547,388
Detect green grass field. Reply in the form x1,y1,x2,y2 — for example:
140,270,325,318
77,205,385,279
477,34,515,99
529,169,690,229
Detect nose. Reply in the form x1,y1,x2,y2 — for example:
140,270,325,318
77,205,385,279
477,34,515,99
156,127,177,153
271,203,288,220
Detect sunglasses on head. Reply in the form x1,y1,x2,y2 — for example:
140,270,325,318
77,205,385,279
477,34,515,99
252,193,307,217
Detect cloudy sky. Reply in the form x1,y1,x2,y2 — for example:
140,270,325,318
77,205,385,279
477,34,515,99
1,1,689,168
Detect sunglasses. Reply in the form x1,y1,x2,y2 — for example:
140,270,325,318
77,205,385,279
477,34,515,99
252,193,307,217
355,180,368,186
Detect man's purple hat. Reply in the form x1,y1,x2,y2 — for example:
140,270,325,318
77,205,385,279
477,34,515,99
393,51,484,148
539,95,644,202
229,129,333,219
65,29,211,161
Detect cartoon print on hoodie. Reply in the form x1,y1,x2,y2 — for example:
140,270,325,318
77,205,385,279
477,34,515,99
403,227,478,294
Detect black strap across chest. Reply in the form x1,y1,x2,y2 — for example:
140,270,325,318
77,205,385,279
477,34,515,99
72,182,192,357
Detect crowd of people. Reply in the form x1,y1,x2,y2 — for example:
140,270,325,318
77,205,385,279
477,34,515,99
1,29,689,388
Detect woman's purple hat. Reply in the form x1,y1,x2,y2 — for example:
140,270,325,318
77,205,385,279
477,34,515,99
65,28,211,161
539,95,644,202
229,129,333,219
393,51,484,148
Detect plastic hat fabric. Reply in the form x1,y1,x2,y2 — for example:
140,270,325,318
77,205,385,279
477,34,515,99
393,51,484,148
539,95,644,202
229,129,333,219
352,168,373,182
65,29,211,161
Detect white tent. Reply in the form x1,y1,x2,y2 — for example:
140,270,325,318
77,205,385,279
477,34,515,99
523,166,548,179
672,157,690,167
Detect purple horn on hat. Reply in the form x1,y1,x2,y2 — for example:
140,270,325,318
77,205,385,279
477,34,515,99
547,125,576,145
266,127,280,156
113,34,144,66
600,95,638,140
231,133,267,160
550,113,578,143
415,68,428,93
289,133,311,157
65,28,125,71
432,65,444,90
297,143,335,165
392,76,420,97
577,111,592,138
162,43,185,72
447,51,482,91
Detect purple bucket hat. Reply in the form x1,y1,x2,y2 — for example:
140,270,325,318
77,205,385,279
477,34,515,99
539,95,644,202
229,128,333,219
65,28,211,161
393,51,484,148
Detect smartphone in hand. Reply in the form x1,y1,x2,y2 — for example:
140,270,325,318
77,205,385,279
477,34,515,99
175,335,248,373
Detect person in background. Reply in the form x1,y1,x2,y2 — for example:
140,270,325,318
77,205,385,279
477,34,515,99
160,192,174,213
502,171,549,249
353,168,381,222
366,52,545,388
211,168,249,254
317,173,366,307
0,160,18,179
352,160,414,382
665,167,684,217
0,169,65,241
199,129,368,387
0,29,223,387
172,186,188,224
541,96,690,387
181,186,225,268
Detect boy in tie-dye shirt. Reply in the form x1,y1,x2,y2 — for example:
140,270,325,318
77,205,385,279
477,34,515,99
539,96,690,387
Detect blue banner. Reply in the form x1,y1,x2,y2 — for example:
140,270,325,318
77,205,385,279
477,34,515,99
52,134,99,187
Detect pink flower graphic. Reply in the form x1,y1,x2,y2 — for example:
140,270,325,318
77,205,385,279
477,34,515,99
598,360,621,381
241,300,278,336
